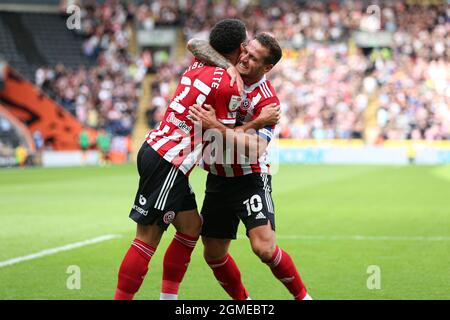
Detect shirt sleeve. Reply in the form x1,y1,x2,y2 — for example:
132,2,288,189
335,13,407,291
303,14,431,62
214,77,241,126
251,96,279,142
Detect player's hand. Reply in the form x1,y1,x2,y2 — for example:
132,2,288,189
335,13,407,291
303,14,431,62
258,103,281,126
188,104,219,130
227,65,244,96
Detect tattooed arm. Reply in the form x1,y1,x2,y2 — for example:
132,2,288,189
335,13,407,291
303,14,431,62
187,38,232,69
187,38,243,95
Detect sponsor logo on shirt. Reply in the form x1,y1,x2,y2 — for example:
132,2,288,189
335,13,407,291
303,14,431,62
167,112,192,134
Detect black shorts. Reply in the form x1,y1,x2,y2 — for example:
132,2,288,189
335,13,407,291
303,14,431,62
129,142,197,230
200,173,275,239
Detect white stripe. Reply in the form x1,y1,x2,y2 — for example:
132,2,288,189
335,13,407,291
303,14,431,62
155,167,176,210
262,174,273,213
156,167,178,211
159,168,178,211
259,155,269,174
259,84,268,98
262,82,273,97
259,83,269,98
267,248,282,268
251,93,262,107
164,136,191,162
174,236,196,248
181,76,191,86
152,131,182,152
132,242,154,256
259,128,273,140
148,124,170,142
219,119,236,125
132,244,152,257
169,101,186,113
209,164,218,175
151,135,171,152
193,79,211,95
155,166,175,210
265,82,273,97
208,256,229,269
241,165,253,175
265,190,273,213
223,165,234,177
179,143,204,174
0,234,122,268
132,241,155,256
269,192,274,212
236,235,450,241
198,159,205,169
261,82,272,98
160,293,178,300
174,234,197,245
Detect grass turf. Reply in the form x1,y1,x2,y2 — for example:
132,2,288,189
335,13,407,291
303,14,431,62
0,164,449,299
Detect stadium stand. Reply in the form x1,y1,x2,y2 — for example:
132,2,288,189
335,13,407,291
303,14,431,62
141,0,449,142
0,103,35,167
0,10,92,82
0,0,448,163
0,59,5,91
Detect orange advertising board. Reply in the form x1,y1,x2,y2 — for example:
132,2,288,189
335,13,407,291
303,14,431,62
0,67,95,150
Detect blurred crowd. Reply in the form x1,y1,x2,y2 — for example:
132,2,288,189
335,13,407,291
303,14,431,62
39,0,448,141
37,0,146,138
142,0,449,141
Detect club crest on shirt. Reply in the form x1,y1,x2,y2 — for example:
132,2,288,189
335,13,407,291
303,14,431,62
163,211,175,224
240,98,251,111
228,95,242,112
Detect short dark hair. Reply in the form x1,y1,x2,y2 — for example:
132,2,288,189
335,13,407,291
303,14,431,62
255,32,282,66
209,19,247,55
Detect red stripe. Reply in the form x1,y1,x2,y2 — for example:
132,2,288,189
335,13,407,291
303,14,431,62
215,164,226,177
202,162,210,172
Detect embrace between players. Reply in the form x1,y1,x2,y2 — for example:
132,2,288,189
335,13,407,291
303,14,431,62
114,19,311,301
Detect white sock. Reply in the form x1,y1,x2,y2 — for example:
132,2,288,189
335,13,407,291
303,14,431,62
302,294,313,300
160,293,178,300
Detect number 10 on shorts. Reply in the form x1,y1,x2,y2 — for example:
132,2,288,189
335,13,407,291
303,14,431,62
243,195,263,216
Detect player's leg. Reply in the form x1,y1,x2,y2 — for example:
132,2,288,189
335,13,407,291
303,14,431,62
202,236,249,300
248,223,309,300
115,142,184,300
160,206,202,300
115,223,163,300
244,174,310,300
200,183,250,300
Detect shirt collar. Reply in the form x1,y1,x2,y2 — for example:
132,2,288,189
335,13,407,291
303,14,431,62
244,75,267,94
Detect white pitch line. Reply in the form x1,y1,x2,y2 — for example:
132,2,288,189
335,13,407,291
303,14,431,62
0,234,122,268
237,235,450,241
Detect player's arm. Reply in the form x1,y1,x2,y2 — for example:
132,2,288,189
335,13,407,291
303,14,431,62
189,103,279,132
187,39,232,69
187,38,243,95
236,103,280,132
189,104,273,158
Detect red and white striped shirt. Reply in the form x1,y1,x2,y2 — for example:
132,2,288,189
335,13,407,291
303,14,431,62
201,76,279,177
146,60,241,176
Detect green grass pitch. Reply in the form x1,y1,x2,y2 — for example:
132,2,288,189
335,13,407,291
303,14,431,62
0,164,449,300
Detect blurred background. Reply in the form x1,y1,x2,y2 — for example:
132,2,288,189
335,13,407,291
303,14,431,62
0,0,448,168
0,0,449,300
